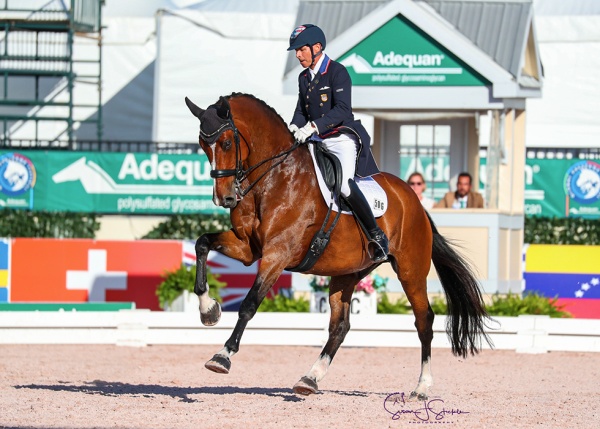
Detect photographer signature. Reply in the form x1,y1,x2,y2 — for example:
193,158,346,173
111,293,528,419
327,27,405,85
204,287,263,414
384,392,469,422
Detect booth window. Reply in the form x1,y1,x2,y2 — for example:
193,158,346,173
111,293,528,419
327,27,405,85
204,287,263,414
399,124,450,200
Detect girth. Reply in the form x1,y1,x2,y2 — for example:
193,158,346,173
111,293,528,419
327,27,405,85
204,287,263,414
287,140,348,273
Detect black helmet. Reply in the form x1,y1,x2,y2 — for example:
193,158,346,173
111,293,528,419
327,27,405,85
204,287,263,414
287,24,326,51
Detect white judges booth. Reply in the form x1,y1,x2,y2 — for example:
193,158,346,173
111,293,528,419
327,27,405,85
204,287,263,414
284,0,543,293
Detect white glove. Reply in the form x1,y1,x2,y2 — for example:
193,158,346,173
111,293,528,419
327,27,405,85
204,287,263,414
288,124,299,134
294,122,318,143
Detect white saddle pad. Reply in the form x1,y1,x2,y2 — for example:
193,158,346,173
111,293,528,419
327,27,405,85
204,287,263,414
308,144,388,217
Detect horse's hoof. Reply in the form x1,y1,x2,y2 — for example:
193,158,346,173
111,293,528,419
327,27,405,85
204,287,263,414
409,390,428,401
293,376,318,396
205,354,231,374
200,300,222,326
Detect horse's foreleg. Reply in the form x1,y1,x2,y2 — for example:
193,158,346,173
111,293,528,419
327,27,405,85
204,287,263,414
205,254,285,374
293,275,355,396
195,231,255,327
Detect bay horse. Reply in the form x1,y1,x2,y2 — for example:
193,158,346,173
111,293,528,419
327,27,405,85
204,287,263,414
185,93,492,399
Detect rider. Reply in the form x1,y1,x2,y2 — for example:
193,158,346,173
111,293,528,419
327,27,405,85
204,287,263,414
287,24,389,263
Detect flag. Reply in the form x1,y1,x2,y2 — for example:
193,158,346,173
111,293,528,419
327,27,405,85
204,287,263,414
10,239,182,310
524,244,600,318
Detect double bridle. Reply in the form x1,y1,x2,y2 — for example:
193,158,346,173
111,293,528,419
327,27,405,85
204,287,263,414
201,116,301,200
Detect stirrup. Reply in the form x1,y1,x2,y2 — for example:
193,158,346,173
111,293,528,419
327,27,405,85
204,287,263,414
367,233,389,263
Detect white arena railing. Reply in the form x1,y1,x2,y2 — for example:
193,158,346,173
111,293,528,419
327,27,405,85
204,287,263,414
0,311,599,353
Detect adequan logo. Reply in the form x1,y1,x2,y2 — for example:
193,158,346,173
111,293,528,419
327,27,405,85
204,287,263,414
373,51,444,68
339,52,461,75
51,155,213,195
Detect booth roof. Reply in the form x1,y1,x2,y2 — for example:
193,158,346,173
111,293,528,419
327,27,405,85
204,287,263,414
286,0,535,79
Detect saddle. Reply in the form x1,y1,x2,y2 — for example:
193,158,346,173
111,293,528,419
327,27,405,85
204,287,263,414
313,141,352,212
288,131,387,273
314,141,341,195
309,132,387,217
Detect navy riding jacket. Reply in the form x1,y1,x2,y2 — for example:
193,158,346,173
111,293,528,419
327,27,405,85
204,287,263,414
290,54,379,177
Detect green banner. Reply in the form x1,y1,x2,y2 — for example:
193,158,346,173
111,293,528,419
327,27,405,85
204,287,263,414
3,151,599,218
0,151,225,214
337,15,488,86
524,159,600,219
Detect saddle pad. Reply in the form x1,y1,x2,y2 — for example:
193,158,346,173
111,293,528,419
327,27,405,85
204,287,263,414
308,144,388,217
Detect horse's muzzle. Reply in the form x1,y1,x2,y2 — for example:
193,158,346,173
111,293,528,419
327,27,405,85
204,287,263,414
222,196,237,208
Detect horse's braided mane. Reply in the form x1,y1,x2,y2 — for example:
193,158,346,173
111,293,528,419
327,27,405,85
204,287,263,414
227,92,288,130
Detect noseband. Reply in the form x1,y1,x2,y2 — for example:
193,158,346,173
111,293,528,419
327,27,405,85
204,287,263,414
200,116,300,200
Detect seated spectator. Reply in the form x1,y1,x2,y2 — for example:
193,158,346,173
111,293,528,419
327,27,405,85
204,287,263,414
434,172,484,209
407,172,435,210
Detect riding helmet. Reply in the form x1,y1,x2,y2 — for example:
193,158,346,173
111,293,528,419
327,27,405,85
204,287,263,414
287,24,326,51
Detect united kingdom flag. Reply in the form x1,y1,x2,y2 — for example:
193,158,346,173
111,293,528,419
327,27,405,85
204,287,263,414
182,241,291,311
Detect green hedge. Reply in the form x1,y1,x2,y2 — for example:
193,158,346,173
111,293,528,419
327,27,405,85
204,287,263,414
142,214,231,239
144,215,600,244
0,208,99,238
253,291,572,317
524,216,600,245
431,292,571,318
2,210,598,245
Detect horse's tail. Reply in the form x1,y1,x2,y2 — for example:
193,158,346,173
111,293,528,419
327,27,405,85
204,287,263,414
426,212,494,358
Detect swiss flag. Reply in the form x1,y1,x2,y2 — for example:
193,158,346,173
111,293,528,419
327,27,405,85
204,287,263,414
10,239,182,310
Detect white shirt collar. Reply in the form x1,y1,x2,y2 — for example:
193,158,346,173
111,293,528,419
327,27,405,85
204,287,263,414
309,53,325,80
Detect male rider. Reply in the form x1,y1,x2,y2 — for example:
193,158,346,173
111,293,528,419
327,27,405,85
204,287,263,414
287,24,388,262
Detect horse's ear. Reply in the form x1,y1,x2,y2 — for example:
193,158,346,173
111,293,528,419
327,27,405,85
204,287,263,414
216,96,231,120
185,97,205,119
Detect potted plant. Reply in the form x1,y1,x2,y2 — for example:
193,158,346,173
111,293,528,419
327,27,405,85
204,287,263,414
156,263,225,311
308,272,388,315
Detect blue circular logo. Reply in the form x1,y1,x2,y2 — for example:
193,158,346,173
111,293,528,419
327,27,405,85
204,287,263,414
0,153,37,197
564,160,600,205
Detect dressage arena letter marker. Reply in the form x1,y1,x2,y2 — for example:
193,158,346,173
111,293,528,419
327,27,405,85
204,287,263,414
66,249,127,301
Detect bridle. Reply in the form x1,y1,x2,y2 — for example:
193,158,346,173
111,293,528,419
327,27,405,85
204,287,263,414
201,116,301,200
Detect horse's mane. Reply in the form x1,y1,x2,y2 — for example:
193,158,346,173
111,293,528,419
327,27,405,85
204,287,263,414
226,92,289,131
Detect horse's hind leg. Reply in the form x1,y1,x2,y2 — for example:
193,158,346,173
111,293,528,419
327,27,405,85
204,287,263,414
411,298,435,400
293,275,355,395
390,257,435,400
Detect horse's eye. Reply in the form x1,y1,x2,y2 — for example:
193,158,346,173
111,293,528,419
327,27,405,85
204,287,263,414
222,140,232,150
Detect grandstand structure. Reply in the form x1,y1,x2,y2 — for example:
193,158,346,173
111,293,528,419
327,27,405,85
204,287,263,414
0,0,102,149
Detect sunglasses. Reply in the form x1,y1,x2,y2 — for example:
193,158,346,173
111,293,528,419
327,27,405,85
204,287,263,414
408,181,423,186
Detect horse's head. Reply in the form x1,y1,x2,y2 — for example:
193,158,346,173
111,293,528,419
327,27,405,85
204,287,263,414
185,96,249,208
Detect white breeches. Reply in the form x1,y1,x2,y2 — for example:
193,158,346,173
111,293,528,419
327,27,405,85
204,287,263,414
321,133,358,197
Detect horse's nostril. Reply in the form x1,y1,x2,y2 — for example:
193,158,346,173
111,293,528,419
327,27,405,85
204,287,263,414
223,196,236,208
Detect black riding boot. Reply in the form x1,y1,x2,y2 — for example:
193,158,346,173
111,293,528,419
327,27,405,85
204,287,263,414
344,179,389,262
